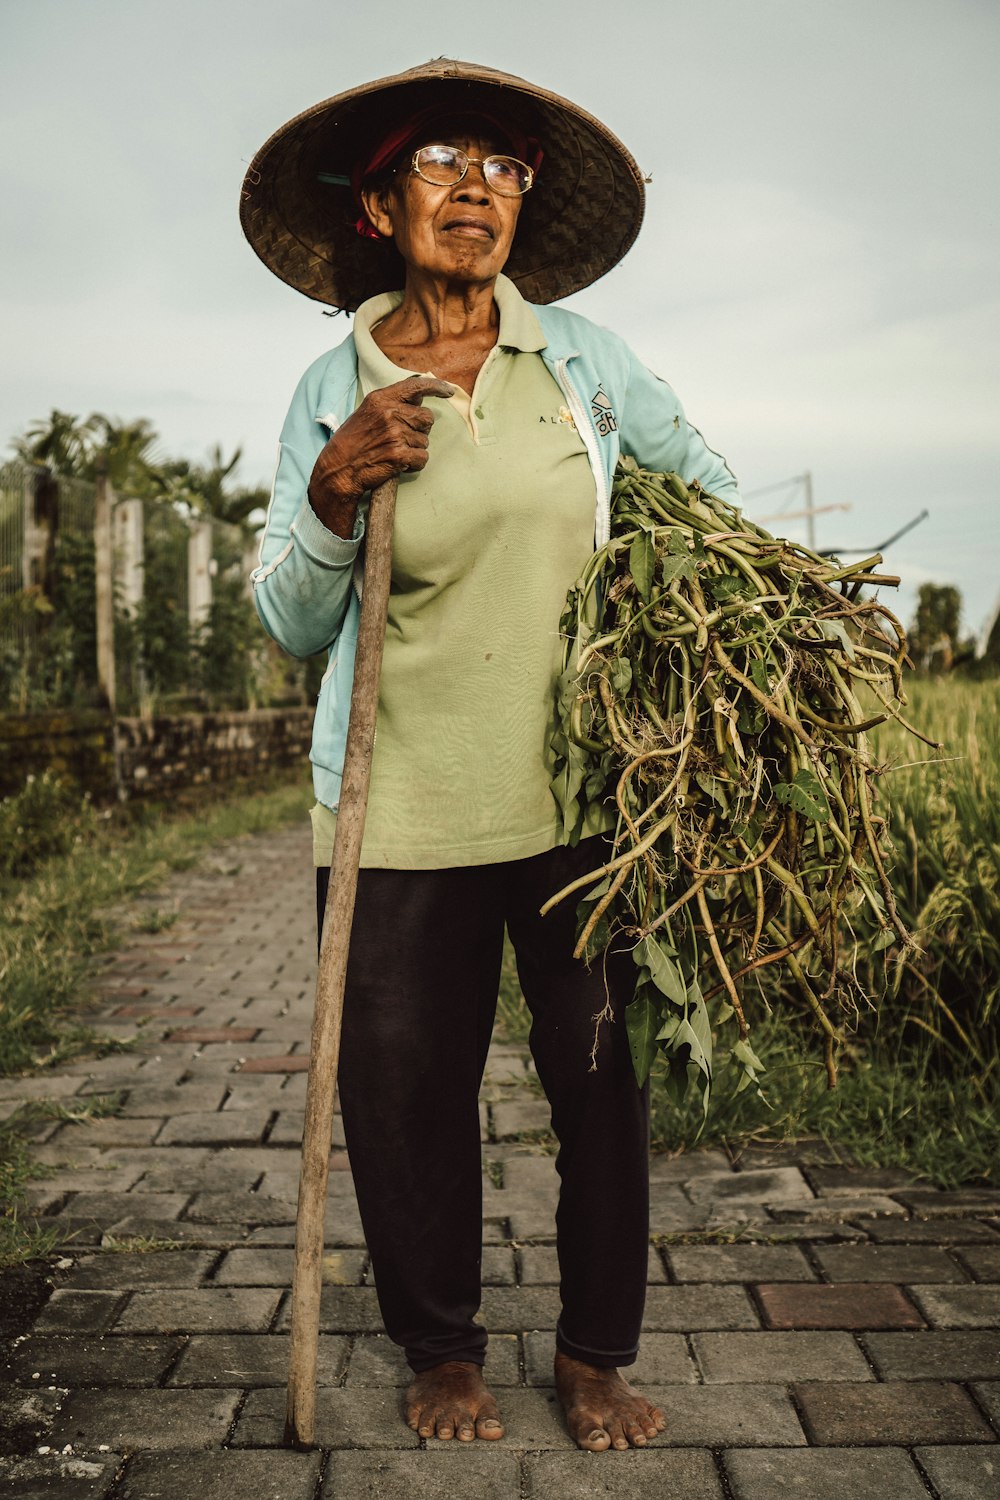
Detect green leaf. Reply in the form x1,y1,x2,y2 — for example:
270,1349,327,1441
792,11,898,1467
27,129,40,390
659,1053,693,1109
694,770,727,808
737,701,767,735
773,768,830,823
818,617,856,660
626,993,660,1087
550,747,585,818
584,768,609,801
629,531,656,603
705,572,753,603
634,934,687,1005
549,739,589,841
659,552,697,585
668,1017,712,1118
609,658,633,697
750,658,771,695
729,809,765,847
687,980,713,1059
731,1035,768,1097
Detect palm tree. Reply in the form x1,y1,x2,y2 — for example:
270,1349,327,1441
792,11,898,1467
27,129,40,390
91,416,163,496
12,409,99,474
160,444,270,540
11,410,164,498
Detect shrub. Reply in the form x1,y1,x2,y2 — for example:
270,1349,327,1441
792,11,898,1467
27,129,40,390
0,771,95,882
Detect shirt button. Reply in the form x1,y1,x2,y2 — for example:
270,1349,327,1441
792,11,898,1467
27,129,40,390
475,407,485,420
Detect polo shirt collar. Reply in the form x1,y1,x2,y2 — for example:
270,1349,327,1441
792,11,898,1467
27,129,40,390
493,274,548,353
353,273,547,375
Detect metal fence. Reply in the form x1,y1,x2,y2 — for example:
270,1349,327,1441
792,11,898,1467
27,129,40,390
0,461,303,715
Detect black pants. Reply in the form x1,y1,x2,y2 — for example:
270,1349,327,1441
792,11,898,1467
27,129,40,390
316,835,650,1374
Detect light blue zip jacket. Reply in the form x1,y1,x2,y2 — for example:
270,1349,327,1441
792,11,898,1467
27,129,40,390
252,295,740,810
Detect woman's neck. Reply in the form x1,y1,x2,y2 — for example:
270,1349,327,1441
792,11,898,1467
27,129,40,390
371,272,500,393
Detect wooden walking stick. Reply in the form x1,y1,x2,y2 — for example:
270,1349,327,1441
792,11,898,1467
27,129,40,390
284,476,398,1448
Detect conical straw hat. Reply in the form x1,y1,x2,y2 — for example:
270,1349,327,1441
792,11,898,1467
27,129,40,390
240,58,645,311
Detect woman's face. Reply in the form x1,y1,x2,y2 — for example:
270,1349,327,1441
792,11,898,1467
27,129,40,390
362,132,522,287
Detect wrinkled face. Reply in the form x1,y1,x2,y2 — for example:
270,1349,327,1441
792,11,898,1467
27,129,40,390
361,133,522,285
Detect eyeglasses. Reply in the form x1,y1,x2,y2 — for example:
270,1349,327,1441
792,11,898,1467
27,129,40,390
406,144,534,197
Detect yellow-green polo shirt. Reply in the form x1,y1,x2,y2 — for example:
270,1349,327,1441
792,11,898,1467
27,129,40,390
311,274,600,870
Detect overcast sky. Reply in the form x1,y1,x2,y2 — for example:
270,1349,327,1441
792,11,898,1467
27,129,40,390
2,0,997,638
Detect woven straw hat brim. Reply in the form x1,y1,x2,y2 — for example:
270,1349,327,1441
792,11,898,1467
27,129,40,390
240,58,645,310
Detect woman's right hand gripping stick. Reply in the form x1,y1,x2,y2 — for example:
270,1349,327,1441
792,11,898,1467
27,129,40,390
308,374,455,537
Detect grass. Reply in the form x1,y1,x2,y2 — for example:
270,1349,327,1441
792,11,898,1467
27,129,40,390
645,1011,997,1188
0,1093,126,1268
868,676,1000,1070
0,767,313,1266
498,952,998,1189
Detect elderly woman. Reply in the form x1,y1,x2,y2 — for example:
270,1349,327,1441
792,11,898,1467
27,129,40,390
243,59,739,1452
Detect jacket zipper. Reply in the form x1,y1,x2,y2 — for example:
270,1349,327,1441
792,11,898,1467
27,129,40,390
553,355,612,549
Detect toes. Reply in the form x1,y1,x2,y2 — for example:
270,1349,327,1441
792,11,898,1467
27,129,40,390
435,1413,455,1440
416,1406,440,1438
574,1417,612,1452
476,1404,504,1440
609,1419,630,1451
647,1403,666,1432
625,1417,648,1447
454,1409,476,1442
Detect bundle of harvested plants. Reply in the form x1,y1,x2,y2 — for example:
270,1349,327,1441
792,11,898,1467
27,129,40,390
546,456,933,1116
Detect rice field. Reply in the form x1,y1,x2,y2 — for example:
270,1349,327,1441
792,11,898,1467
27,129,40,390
869,675,999,1071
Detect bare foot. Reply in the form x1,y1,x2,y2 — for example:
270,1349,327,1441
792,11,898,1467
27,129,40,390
554,1349,665,1451
404,1360,504,1441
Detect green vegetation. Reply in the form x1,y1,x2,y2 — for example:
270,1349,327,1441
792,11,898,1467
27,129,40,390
0,1094,127,1269
548,460,917,1108
2,411,327,714
907,582,983,672
0,769,312,1265
11,410,268,527
0,769,312,1076
870,677,998,1069
498,676,999,1188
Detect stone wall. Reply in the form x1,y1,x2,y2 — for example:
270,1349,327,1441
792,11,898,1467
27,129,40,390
113,708,314,799
0,708,314,801
0,709,116,799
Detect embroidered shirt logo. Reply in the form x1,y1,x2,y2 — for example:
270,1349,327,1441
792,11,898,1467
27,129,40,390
591,386,618,436
538,405,577,429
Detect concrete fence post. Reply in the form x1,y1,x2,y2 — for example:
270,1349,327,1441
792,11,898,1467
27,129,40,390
94,465,116,714
113,497,145,616
188,520,214,631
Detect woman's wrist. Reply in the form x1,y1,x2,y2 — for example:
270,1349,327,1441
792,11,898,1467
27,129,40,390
307,479,362,540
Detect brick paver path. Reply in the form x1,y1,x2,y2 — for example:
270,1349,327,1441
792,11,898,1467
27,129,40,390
2,821,999,1497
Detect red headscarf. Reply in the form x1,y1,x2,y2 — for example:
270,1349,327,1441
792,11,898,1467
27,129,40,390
351,104,543,239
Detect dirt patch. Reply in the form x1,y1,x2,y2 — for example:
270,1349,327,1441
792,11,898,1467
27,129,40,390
0,1261,54,1345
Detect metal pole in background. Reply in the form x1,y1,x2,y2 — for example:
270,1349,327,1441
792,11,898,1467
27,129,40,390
804,471,815,554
